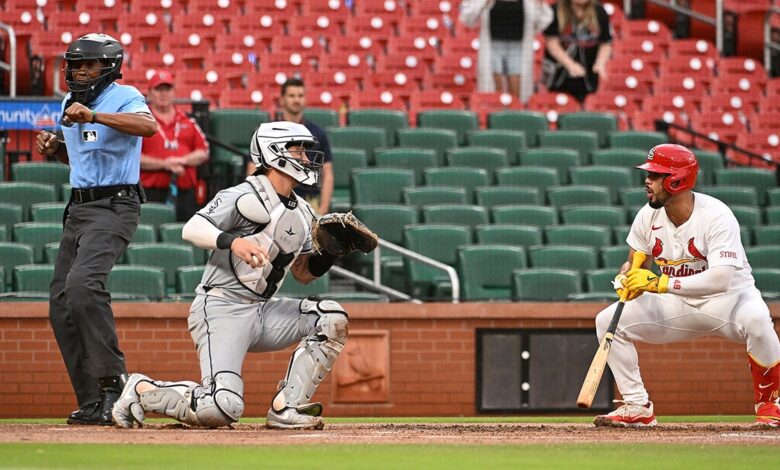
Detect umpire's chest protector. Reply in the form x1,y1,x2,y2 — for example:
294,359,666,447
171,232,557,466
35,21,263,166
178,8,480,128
231,175,315,298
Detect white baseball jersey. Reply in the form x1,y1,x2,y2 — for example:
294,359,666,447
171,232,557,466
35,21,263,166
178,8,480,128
626,191,754,297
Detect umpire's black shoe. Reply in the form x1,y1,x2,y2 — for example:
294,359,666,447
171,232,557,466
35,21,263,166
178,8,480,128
98,374,128,426
66,401,101,425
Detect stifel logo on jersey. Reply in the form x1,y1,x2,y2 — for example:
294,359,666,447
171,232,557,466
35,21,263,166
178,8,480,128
653,237,709,277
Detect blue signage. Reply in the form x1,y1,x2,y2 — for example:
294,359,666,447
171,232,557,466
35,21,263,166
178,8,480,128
0,99,62,130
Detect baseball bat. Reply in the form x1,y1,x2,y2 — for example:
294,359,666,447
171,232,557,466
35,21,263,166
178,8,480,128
576,251,647,409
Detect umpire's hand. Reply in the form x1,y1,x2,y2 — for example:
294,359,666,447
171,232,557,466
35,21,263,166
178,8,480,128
36,130,61,157
62,102,96,125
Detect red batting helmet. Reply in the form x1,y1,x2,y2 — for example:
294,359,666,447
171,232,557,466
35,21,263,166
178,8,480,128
635,144,699,195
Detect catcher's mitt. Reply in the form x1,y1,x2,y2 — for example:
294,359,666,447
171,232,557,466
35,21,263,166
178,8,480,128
311,212,378,256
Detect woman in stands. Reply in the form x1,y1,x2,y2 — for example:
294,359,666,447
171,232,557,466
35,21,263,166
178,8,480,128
542,0,613,102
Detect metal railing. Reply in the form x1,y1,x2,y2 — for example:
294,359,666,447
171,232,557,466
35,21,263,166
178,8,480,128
330,265,421,303
370,238,460,303
765,7,780,76
626,0,725,53
0,23,17,97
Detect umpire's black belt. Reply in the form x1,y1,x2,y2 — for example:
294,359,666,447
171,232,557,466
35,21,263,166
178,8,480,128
71,185,138,204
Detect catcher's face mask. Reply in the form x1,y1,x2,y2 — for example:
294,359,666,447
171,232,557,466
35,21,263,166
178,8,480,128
250,122,324,187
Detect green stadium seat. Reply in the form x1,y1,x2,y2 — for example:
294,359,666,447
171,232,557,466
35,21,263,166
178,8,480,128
0,267,3,293
619,188,649,208
518,148,579,184
561,205,627,230
403,224,471,299
327,126,386,165
487,110,549,146
175,265,205,298
0,182,58,219
0,242,34,289
558,112,618,148
140,203,176,229
511,268,582,301
397,128,458,166
570,166,635,203
495,167,560,201
753,268,780,300
131,224,157,244
332,148,368,211
418,110,479,145
348,109,409,146
475,186,541,208
612,226,631,245
591,148,648,183
730,206,762,229
715,168,776,205
61,183,72,201
160,222,209,264
755,225,780,245
126,244,195,291
585,268,618,295
458,244,527,301
423,204,489,230
209,109,269,161
351,168,415,204
745,246,780,269
0,225,5,241
11,162,70,188
547,185,611,209
608,131,667,150
351,204,418,285
13,264,55,292
697,186,758,207
424,167,490,203
375,148,437,185
492,205,558,228
321,292,390,303
538,130,599,164
529,245,599,272
0,203,22,234
475,224,543,248
107,265,166,301
768,188,780,206
446,147,508,183
545,224,612,249
466,129,527,165
768,207,780,224
601,246,628,269
304,107,339,129
44,242,59,264
690,150,724,186
277,273,331,298
13,222,63,263
30,202,67,223
403,187,468,209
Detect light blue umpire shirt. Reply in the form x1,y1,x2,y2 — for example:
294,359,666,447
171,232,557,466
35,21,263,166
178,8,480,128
61,81,151,189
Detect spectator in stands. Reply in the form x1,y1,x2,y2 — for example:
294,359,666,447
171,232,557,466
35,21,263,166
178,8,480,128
459,0,553,103
542,0,613,102
269,78,334,215
34,33,156,426
140,71,209,222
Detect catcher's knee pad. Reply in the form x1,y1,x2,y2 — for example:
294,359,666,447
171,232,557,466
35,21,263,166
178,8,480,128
272,300,348,410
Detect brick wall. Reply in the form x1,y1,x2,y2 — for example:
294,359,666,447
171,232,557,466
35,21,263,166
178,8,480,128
1,302,778,418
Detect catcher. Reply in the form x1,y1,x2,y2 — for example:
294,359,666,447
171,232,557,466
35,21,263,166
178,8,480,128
112,121,377,430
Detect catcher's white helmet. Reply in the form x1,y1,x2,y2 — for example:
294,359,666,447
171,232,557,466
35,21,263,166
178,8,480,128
249,121,324,187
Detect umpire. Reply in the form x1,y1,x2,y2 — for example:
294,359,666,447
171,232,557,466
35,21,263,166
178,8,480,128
34,33,157,425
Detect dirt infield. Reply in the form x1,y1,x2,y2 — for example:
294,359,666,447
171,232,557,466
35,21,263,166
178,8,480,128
2,422,779,446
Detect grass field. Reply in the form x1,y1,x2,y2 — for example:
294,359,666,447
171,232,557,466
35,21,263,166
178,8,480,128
1,417,776,470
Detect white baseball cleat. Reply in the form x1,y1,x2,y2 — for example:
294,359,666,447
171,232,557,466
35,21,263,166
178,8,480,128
266,405,325,430
594,400,657,428
111,373,151,429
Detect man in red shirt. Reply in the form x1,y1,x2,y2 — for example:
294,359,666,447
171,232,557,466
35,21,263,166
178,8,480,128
140,71,209,221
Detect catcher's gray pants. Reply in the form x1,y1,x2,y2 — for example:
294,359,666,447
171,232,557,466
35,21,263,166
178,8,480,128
49,196,140,406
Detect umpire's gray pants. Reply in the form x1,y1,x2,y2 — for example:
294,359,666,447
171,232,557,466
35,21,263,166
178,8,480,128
49,196,139,406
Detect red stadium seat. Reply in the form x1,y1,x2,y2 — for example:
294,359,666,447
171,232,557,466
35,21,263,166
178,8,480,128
375,53,430,86
426,71,476,103
117,12,169,52
301,0,351,26
409,90,466,124
344,16,397,48
700,95,756,122
734,131,780,166
767,78,780,98
302,86,346,111
130,0,186,14
718,57,767,78
409,0,458,16
229,17,285,52
667,38,718,61
246,0,297,18
354,0,408,26
620,19,672,48
218,87,276,111
170,13,224,47
584,92,638,130
751,112,780,132
387,36,439,65
654,72,709,103
526,92,581,125
318,52,372,77
160,33,210,69
611,39,664,69
260,52,317,75
363,71,421,101
350,89,408,111
709,77,763,111
440,37,480,57
398,16,452,46
270,36,326,64
301,71,360,103
329,36,386,65
689,111,748,150
470,92,525,127
601,71,654,106
287,15,344,40
248,72,289,92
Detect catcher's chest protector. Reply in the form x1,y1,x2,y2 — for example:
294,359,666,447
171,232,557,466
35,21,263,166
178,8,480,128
231,176,314,298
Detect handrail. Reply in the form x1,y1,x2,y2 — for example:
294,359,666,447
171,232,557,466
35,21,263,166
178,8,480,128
0,23,17,97
629,0,725,53
329,265,422,304
370,238,461,303
765,7,780,75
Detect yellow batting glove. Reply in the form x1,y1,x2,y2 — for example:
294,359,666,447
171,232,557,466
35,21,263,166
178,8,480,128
612,274,643,301
626,268,669,294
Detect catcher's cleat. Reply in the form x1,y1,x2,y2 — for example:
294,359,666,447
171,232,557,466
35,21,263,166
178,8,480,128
754,402,780,428
112,373,151,428
266,405,325,430
594,400,657,428
66,401,101,425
